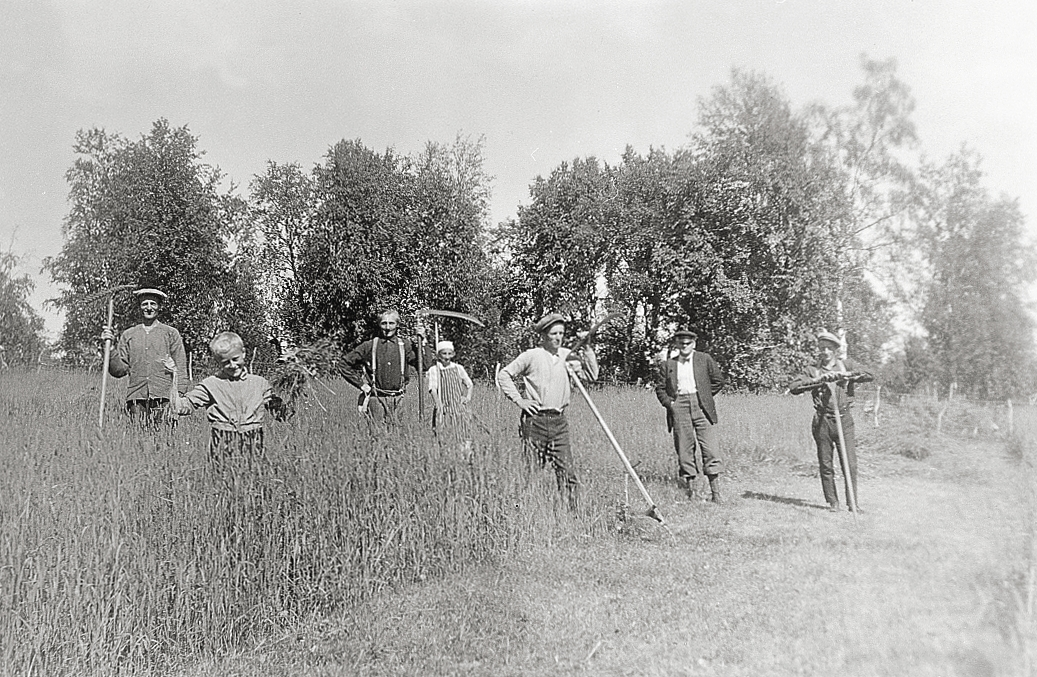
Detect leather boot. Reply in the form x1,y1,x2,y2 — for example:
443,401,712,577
686,477,701,501
708,474,723,505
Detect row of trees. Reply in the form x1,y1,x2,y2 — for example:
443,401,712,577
44,123,265,364
7,57,1034,397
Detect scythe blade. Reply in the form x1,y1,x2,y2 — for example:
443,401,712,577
416,308,485,327
568,310,625,354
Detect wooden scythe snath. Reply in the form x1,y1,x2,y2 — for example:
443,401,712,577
828,381,859,526
569,369,664,524
99,294,117,428
833,287,859,524
93,283,136,429
415,309,485,420
568,311,664,523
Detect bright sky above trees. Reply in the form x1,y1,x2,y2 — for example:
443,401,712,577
1,0,1034,336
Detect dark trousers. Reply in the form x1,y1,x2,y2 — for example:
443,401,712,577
359,392,403,426
126,398,174,430
209,428,265,465
671,394,722,482
519,411,578,509
812,413,858,508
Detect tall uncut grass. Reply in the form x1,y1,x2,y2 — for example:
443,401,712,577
1007,404,1037,675
1,372,662,675
2,370,1020,675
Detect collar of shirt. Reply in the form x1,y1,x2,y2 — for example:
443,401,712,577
676,358,697,394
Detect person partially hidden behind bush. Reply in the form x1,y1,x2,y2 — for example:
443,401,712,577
789,330,874,512
163,331,288,463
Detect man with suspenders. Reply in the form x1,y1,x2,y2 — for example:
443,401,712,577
342,309,434,424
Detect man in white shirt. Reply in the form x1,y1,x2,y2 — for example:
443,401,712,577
654,329,726,503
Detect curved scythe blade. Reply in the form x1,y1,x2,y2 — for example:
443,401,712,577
416,308,485,327
568,310,625,353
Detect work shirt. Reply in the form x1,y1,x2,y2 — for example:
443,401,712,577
497,346,598,412
171,372,273,432
343,336,434,395
108,322,187,401
788,358,874,416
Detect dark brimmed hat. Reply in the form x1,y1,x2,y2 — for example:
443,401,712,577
134,288,168,301
672,329,698,342
816,330,841,346
534,313,566,334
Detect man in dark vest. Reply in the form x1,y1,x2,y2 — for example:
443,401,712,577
342,309,434,424
654,329,726,503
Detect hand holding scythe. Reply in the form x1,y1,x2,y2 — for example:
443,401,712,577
93,283,136,428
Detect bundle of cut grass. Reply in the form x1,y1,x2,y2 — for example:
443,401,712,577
268,338,345,416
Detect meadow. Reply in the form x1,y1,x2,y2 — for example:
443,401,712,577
1,369,1033,676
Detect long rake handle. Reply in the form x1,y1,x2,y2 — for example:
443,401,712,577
569,371,663,523
828,382,859,525
98,297,115,429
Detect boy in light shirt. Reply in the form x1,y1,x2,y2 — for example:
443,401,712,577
163,331,286,461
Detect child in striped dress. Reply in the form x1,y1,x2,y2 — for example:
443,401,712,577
426,340,473,442
163,331,286,462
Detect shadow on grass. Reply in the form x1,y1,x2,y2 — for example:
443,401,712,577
742,490,830,511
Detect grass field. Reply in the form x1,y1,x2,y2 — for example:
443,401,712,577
1,369,1034,675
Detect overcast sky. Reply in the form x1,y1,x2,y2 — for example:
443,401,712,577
2,0,1034,336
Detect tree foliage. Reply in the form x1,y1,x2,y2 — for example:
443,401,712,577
0,252,46,364
905,150,1037,398
247,161,318,338
497,70,884,388
248,135,503,371
45,119,265,364
34,64,1033,395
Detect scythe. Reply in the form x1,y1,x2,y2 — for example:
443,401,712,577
83,283,136,428
415,308,485,419
567,311,664,523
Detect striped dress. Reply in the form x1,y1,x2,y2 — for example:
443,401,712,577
427,362,473,440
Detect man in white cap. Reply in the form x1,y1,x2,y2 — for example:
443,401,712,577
101,287,187,428
789,330,874,512
497,313,598,510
